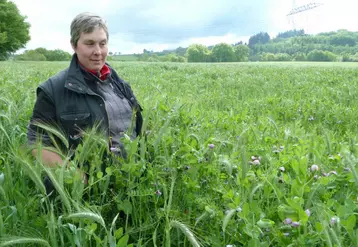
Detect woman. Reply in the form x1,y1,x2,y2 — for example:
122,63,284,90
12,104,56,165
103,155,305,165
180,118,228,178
27,13,142,179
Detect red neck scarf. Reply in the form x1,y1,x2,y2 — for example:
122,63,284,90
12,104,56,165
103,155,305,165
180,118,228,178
79,61,111,81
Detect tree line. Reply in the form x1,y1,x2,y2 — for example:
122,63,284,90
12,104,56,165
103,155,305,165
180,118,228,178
14,48,72,61
127,29,358,63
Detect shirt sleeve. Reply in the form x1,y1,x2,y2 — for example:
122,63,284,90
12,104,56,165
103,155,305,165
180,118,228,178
27,88,57,147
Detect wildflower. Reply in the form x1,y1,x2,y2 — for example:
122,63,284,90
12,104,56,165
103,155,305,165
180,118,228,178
308,116,314,121
330,216,339,226
291,221,300,227
344,167,351,172
314,175,319,180
283,218,292,225
272,145,284,154
251,156,261,161
283,232,290,237
279,167,285,172
305,209,311,217
252,159,260,165
328,171,337,176
110,147,120,153
155,190,162,196
322,172,328,177
311,164,319,172
208,143,215,149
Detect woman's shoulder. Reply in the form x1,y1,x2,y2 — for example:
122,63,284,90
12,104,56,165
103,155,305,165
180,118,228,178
38,68,70,94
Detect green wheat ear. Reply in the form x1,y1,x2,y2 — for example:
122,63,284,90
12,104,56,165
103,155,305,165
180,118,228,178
0,237,51,247
65,211,106,230
31,121,69,150
170,220,201,247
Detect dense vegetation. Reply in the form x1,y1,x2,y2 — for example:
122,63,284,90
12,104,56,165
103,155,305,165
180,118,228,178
1,61,358,246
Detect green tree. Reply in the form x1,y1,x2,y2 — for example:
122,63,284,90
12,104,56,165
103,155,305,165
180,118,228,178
260,52,276,61
330,35,356,46
307,50,337,61
233,44,249,62
175,46,187,56
46,49,71,61
248,32,270,47
276,29,305,39
186,44,210,62
351,53,358,62
211,43,235,62
294,52,307,61
0,0,31,60
15,50,46,61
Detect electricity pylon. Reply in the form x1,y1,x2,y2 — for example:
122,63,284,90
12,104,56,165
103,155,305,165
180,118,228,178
287,0,323,30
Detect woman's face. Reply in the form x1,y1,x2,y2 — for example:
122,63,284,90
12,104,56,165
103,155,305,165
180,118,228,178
73,27,108,71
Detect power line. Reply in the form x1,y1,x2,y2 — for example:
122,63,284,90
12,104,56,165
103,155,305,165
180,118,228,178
287,2,323,16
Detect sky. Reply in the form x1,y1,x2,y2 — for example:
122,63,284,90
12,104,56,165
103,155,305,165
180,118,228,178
11,0,358,55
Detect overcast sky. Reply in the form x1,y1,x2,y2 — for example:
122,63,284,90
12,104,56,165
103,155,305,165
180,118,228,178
11,0,358,54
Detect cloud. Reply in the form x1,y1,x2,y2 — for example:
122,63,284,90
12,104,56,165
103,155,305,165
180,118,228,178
10,0,358,54
106,0,271,44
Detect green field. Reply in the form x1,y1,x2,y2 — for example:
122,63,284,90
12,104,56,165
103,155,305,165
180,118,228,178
1,61,358,246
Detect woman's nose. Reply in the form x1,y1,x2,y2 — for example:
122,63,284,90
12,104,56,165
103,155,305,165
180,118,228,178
93,44,100,55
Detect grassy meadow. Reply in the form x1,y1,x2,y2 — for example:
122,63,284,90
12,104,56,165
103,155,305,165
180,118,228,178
1,61,358,246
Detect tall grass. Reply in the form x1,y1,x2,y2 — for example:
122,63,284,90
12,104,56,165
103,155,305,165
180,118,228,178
1,61,358,246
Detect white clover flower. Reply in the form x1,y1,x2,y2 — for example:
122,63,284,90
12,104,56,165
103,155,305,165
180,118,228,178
311,164,319,172
252,159,260,165
330,216,339,226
